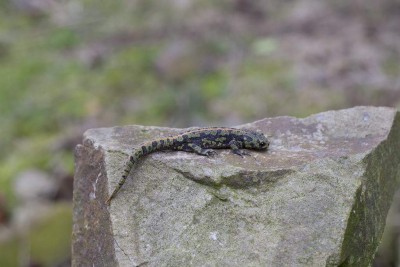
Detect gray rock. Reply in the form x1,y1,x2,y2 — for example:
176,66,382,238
14,169,57,202
72,106,400,267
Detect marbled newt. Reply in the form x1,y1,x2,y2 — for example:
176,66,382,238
106,127,269,204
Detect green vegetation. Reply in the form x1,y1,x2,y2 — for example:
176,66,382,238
0,203,72,267
0,0,399,265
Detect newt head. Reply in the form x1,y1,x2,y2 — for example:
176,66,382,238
242,129,269,150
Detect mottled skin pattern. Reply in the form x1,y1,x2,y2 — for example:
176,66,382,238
106,127,269,204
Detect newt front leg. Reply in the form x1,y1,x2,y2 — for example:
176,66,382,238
229,140,251,157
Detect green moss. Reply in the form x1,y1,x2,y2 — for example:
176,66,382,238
0,203,72,267
30,203,72,266
382,54,400,78
45,28,79,49
0,237,19,267
201,72,227,100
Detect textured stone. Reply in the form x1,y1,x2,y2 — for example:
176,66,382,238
72,106,400,267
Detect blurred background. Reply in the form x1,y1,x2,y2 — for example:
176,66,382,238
0,0,399,266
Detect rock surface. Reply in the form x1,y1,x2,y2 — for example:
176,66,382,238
72,106,400,267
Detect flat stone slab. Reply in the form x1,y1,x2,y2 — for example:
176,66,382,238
72,106,400,267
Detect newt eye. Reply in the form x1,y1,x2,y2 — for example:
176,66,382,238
259,141,268,148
